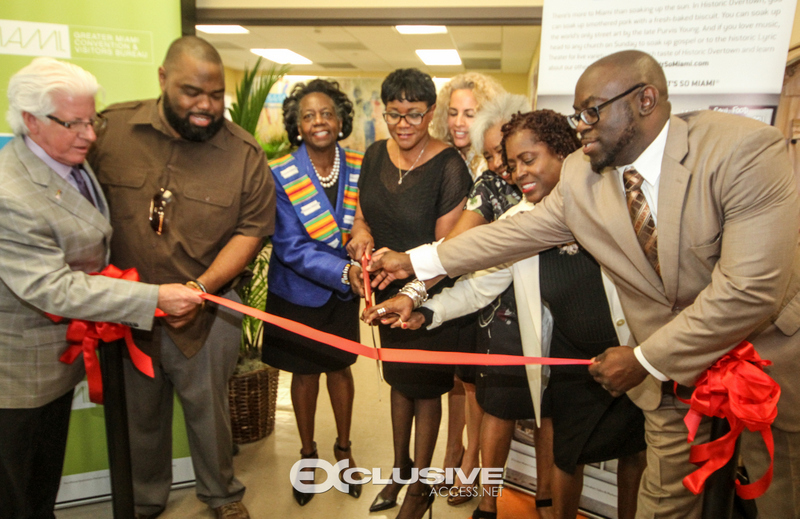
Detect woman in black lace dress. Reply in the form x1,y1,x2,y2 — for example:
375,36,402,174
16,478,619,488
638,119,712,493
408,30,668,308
347,68,472,519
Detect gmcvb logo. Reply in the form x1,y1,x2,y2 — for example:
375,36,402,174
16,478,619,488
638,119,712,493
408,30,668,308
290,459,505,494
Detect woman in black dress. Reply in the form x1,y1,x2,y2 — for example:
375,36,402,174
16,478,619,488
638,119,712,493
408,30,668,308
348,68,472,519
261,80,365,506
365,111,647,519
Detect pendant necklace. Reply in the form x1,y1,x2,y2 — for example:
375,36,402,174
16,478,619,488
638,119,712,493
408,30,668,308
397,140,428,185
310,146,340,188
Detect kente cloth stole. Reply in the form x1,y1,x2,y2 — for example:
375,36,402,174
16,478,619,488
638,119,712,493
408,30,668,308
270,145,362,249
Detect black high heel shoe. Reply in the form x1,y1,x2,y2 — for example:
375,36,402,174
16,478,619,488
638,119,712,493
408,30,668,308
397,485,435,519
292,442,317,507
334,439,362,498
470,505,497,519
369,458,414,512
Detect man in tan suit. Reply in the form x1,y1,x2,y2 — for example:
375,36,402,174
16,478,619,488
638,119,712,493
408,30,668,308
369,50,800,518
0,58,201,519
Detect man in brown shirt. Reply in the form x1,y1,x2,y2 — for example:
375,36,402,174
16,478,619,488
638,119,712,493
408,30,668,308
88,36,276,519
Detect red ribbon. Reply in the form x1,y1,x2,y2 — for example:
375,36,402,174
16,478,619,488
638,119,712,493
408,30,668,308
361,255,372,310
200,292,591,367
50,265,160,404
678,340,779,499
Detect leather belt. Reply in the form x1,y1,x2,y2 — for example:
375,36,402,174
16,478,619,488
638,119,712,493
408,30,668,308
662,380,694,399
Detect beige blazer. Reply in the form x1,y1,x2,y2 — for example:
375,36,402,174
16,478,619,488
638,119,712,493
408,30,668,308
437,111,800,430
0,137,159,408
424,199,631,426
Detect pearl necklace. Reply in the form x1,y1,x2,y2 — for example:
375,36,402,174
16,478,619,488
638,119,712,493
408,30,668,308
397,140,428,185
310,146,340,189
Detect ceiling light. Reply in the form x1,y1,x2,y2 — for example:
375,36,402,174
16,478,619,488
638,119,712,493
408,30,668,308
395,25,448,35
415,49,462,66
250,49,312,65
195,25,249,34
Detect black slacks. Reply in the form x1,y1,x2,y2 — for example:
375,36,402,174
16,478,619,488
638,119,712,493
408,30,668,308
0,389,74,519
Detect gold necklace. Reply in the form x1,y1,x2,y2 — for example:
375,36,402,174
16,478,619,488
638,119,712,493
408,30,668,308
397,141,429,185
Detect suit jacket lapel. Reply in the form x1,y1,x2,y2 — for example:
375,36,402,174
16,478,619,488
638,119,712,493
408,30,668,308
14,138,112,236
657,116,691,302
596,168,664,294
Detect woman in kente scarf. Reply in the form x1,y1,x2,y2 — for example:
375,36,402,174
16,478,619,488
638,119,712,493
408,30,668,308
262,79,364,507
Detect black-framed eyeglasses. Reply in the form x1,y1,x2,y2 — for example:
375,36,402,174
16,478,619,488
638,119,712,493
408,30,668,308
568,83,646,129
47,113,107,133
149,188,174,235
382,106,432,126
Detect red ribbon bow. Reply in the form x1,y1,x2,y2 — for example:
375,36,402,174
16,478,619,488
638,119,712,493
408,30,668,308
679,340,779,500
49,265,161,404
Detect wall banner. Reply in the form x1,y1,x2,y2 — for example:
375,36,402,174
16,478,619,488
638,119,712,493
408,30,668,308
537,0,797,117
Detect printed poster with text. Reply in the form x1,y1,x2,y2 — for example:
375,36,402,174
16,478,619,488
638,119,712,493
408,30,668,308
536,0,796,120
0,0,191,507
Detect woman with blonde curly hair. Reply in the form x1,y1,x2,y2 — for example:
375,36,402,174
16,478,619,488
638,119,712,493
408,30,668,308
430,72,505,178
427,72,505,507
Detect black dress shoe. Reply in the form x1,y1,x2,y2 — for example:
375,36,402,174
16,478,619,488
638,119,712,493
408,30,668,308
470,505,497,519
369,491,397,512
368,459,413,512
334,439,362,498
293,442,318,507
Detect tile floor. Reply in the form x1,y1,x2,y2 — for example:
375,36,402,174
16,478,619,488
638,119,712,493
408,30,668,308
55,316,572,519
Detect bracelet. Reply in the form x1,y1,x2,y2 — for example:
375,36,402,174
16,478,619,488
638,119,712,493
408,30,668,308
185,280,207,309
398,278,428,309
341,263,352,286
186,280,207,293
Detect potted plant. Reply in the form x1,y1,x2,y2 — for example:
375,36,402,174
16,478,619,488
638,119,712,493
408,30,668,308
227,57,290,443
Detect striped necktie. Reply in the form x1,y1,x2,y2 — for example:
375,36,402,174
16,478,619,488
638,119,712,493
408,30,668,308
70,166,95,207
623,167,660,276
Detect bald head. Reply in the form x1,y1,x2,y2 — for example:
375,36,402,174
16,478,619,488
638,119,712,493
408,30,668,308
163,36,222,72
573,50,671,172
585,50,669,101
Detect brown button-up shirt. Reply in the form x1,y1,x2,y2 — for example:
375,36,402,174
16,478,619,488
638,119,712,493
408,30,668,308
88,98,276,358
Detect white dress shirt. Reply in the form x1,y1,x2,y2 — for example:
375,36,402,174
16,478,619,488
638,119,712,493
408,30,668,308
617,120,670,381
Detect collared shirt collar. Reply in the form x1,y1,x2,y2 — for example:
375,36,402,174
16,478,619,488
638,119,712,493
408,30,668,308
23,135,73,180
129,98,229,151
617,119,670,188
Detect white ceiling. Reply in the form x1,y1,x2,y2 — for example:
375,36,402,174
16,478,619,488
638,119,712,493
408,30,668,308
203,25,541,75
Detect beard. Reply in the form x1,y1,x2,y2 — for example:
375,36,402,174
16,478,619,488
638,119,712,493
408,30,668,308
162,93,224,142
590,104,638,173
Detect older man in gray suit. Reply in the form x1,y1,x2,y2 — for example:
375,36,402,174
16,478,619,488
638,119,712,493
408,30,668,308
0,58,202,519
367,50,800,518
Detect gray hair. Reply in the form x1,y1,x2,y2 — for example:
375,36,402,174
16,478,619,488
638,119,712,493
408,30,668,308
469,93,530,155
6,57,99,136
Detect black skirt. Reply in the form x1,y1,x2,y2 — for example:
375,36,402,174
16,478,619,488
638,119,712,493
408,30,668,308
474,285,535,421
261,291,358,375
542,370,645,474
454,312,479,385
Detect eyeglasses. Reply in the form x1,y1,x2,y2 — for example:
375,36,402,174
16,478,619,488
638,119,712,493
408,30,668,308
382,107,432,126
567,83,646,129
47,113,107,133
149,188,174,235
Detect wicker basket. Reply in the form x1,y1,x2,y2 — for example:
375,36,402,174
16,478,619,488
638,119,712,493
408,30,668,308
228,365,280,444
